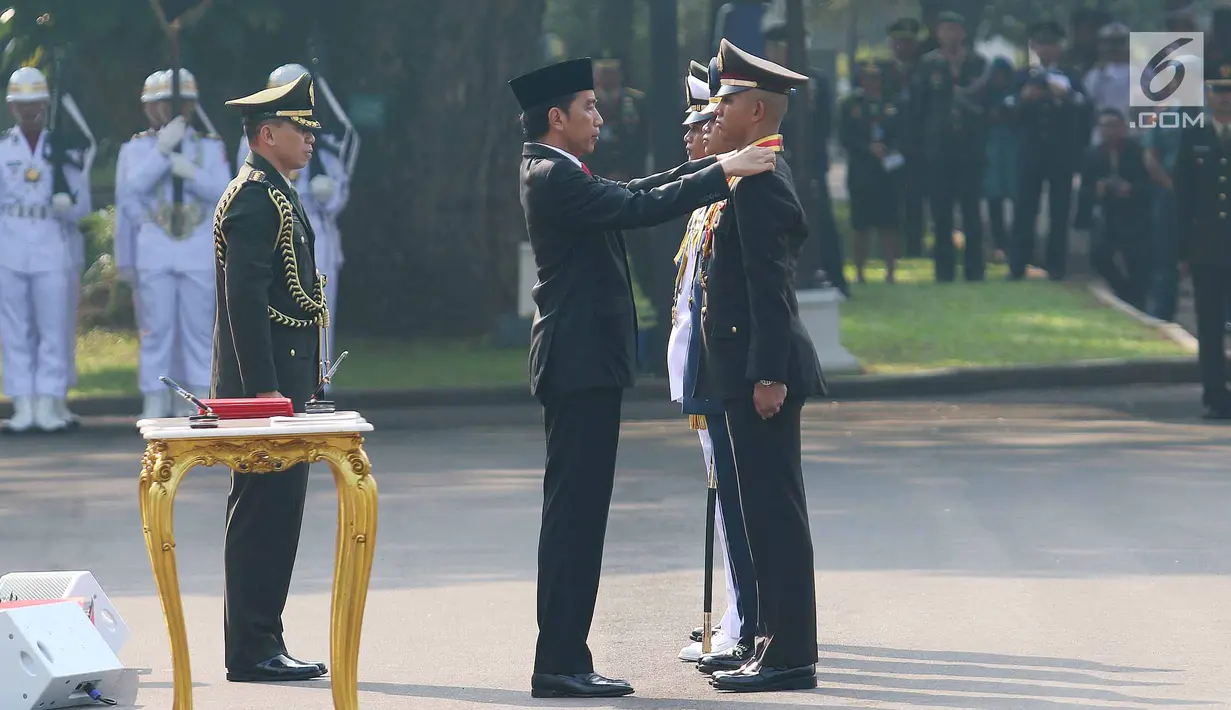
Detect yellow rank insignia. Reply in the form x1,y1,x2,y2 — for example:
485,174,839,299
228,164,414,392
24,166,39,182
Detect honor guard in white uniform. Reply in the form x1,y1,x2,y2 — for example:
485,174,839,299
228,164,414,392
236,63,355,352
0,67,92,433
115,70,189,411
119,68,230,419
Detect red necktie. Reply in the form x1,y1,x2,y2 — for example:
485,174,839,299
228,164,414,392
581,163,592,177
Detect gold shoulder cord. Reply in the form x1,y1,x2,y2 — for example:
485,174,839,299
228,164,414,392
213,175,328,329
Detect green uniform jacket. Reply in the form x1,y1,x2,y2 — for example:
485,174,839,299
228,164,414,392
210,151,325,411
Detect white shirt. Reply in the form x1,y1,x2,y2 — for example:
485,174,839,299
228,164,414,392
667,208,709,403
0,128,90,274
531,141,584,169
121,126,230,274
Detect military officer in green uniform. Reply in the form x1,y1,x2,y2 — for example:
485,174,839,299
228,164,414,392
1174,60,1231,420
588,56,648,182
885,17,926,259
211,71,329,683
910,11,989,282
839,61,904,284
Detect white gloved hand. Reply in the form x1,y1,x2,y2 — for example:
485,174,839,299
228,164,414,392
170,152,197,180
309,175,336,204
51,192,73,217
156,116,187,155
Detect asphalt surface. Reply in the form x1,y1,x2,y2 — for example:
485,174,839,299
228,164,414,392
2,384,1230,709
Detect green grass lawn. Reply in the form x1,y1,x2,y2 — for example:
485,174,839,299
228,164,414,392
838,259,1188,373
1,259,1188,399
46,332,530,398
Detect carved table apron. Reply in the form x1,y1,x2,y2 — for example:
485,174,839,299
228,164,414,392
137,412,378,710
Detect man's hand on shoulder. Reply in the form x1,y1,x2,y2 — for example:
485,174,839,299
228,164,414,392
719,145,777,178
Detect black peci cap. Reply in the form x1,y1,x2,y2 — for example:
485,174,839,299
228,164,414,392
509,57,595,111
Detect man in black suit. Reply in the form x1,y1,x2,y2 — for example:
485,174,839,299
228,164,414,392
507,57,777,699
694,38,826,693
210,72,327,682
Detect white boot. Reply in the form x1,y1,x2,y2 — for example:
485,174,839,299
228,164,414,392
140,390,171,420
33,396,68,433
57,398,80,428
4,396,35,433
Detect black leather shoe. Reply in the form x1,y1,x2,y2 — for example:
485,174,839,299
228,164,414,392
530,672,634,698
227,654,327,683
689,624,722,643
710,664,817,692
696,642,756,674
1203,405,1231,421
284,653,328,675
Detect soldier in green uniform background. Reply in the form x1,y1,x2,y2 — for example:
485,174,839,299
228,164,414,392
588,56,648,182
910,11,988,282
1174,60,1231,420
885,17,925,259
211,71,329,684
839,61,904,284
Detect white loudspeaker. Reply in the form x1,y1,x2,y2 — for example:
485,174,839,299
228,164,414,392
0,571,129,654
0,600,128,710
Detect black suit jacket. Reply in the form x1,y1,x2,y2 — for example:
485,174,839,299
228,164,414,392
1175,123,1231,266
211,152,324,411
518,142,731,398
697,155,826,401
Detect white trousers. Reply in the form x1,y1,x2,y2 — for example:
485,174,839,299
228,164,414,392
137,270,215,393
697,427,742,640
65,267,80,390
0,267,71,397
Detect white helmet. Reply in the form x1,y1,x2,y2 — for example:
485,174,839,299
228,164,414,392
141,70,167,103
165,68,199,100
7,66,49,103
268,63,310,89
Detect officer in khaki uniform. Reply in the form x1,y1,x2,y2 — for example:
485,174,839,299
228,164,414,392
1174,61,1231,420
211,71,329,683
909,11,989,282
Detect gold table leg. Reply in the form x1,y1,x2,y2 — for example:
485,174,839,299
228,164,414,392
321,440,379,710
140,434,378,710
140,441,194,710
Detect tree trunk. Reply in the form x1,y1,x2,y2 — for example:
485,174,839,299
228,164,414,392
622,0,680,377
335,0,548,337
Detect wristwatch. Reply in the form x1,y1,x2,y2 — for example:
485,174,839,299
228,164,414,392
758,380,778,387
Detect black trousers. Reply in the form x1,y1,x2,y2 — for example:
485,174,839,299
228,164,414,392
534,386,624,674
1091,218,1149,311
1012,153,1074,279
929,158,985,282
901,150,926,258
724,395,817,668
224,463,311,670
1191,265,1231,409
707,415,759,642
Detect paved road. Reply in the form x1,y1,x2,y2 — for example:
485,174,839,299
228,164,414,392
3,385,1230,709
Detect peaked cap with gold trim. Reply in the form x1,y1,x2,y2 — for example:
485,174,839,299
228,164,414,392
225,71,320,129
684,59,714,125
714,38,808,97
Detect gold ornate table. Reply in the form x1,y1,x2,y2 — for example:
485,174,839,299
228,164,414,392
137,411,378,710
